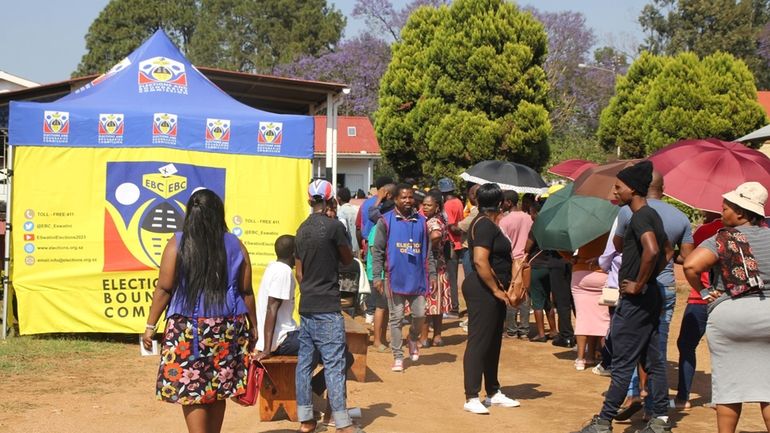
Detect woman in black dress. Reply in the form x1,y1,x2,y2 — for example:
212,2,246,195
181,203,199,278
462,183,524,414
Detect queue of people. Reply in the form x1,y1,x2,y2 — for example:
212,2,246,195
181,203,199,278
141,163,770,433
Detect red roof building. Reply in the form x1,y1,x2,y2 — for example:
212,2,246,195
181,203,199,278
313,116,381,195
757,91,770,118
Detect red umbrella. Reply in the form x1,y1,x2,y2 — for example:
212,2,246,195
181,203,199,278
548,159,597,180
571,159,643,201
648,138,770,215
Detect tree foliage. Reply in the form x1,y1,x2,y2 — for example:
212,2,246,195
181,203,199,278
189,0,345,73
639,0,770,88
526,10,596,134
74,0,345,76
598,51,767,157
375,0,551,181
74,0,198,76
352,0,449,42
274,33,392,116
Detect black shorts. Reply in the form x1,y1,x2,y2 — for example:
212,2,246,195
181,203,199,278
368,282,388,309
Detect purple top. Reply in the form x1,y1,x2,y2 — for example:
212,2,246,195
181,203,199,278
166,232,248,318
598,217,622,289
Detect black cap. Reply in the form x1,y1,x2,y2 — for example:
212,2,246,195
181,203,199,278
616,160,653,196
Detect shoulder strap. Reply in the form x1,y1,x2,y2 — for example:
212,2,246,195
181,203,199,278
469,215,489,245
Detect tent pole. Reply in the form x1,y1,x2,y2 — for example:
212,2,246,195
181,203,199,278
332,97,340,190
325,93,333,181
2,144,13,339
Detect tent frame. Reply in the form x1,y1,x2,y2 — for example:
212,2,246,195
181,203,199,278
2,144,12,339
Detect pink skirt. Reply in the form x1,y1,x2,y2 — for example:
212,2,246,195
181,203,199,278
571,270,610,337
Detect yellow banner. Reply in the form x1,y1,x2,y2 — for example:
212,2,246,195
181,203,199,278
12,146,310,334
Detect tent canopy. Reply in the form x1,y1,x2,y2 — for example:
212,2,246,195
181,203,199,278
9,30,313,159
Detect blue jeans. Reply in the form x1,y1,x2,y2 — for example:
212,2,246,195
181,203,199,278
628,284,676,404
675,303,708,402
296,313,351,428
460,248,472,277
599,283,667,420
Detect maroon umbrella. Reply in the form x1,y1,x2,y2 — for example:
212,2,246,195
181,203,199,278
571,159,643,201
648,138,770,215
547,159,597,181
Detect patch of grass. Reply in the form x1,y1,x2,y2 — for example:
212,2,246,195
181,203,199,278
0,400,38,413
0,333,134,375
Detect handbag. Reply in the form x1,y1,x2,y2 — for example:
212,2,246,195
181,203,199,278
234,359,274,406
715,227,764,298
508,258,530,300
598,287,619,307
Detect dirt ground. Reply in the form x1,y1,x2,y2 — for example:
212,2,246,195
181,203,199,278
1,283,768,433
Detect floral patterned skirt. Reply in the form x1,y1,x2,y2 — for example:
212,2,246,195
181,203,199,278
425,266,452,315
156,314,249,405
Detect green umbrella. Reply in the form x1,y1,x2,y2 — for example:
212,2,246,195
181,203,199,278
532,184,619,251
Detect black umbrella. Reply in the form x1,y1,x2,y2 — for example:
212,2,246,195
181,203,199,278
460,160,547,193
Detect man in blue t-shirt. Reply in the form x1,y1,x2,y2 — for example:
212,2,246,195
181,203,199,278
614,171,695,418
356,176,394,256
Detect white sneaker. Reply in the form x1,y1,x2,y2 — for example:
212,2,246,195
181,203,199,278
408,339,420,361
484,391,520,408
391,359,404,372
592,364,611,377
463,398,490,414
364,313,374,325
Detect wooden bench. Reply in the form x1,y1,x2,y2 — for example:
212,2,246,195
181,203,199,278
258,314,368,422
258,355,298,422
343,312,369,382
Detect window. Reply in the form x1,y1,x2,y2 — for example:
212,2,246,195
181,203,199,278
347,126,357,137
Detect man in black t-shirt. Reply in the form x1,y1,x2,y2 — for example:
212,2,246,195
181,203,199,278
294,179,363,433
573,161,673,433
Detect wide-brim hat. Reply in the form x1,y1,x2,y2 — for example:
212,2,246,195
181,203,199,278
722,181,768,217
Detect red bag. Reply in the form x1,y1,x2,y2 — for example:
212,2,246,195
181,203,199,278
235,359,274,406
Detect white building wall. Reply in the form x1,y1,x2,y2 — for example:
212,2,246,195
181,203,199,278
312,157,376,195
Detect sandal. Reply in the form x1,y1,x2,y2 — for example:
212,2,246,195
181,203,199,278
574,359,586,371
297,420,328,433
530,335,548,343
669,398,692,410
432,337,444,347
614,399,642,421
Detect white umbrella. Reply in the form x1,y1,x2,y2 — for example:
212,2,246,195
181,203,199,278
737,124,770,142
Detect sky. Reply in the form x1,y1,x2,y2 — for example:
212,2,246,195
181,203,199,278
0,0,648,84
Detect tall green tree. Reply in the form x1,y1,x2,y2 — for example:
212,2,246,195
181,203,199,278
74,0,345,76
189,0,345,73
598,51,766,157
639,0,770,88
375,0,551,181
74,0,198,76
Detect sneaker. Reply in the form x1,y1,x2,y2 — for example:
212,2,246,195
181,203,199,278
391,359,404,372
364,313,374,325
483,391,520,408
575,359,586,371
463,397,490,414
408,339,420,361
444,311,460,319
592,364,611,377
571,415,612,433
552,336,576,348
504,330,517,338
634,417,671,433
